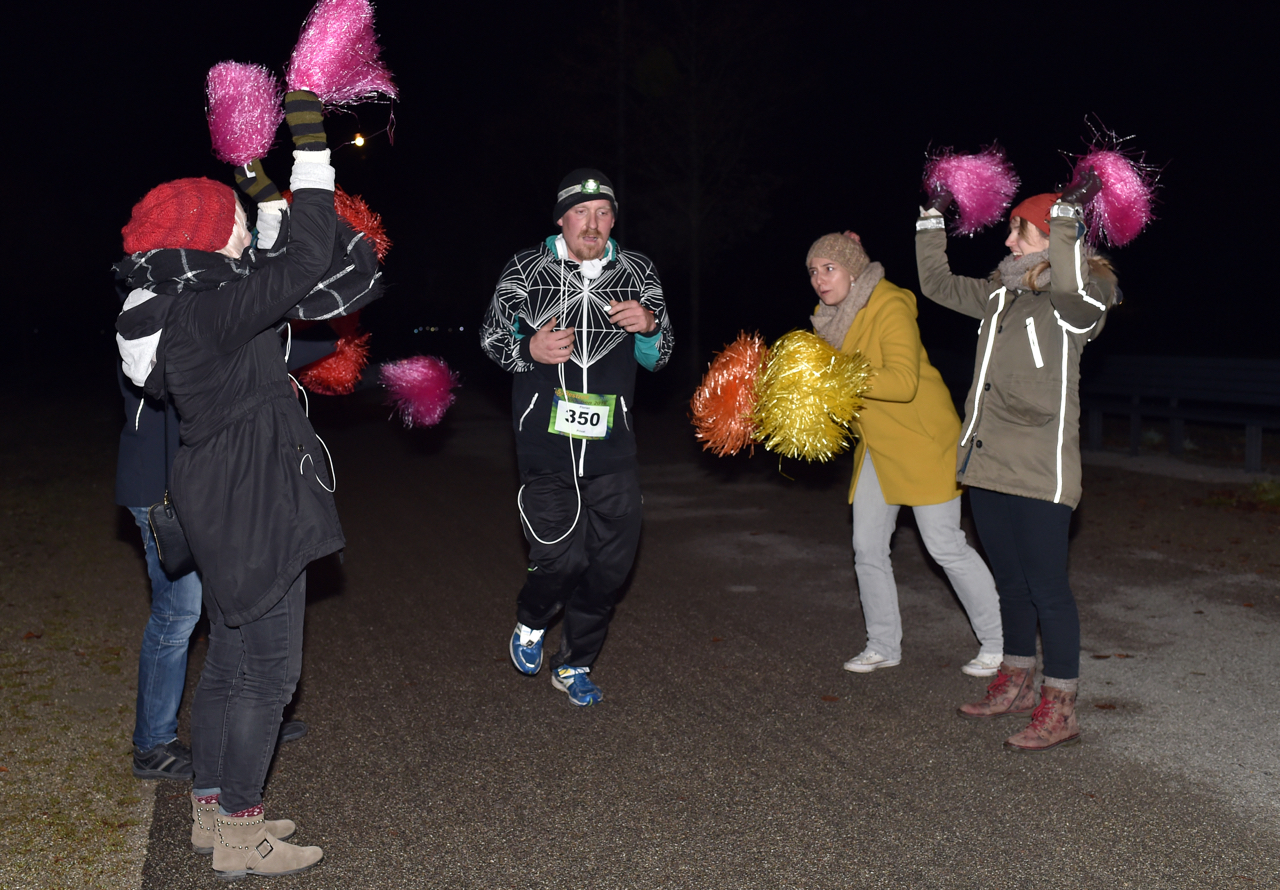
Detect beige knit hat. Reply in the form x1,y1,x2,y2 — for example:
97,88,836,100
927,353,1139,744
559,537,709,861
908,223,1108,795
806,232,869,280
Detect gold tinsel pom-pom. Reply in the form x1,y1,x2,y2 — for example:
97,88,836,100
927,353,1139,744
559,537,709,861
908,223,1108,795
753,330,873,462
690,331,767,456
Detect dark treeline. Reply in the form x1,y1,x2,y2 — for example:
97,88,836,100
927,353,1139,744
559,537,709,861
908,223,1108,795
13,3,1270,399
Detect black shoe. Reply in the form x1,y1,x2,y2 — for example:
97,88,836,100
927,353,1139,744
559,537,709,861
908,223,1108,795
279,720,308,744
132,739,193,780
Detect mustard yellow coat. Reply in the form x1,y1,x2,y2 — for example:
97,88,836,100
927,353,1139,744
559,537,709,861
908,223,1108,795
835,278,963,506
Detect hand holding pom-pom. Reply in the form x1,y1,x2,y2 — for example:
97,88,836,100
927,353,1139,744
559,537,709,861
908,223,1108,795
234,159,283,205
1069,148,1158,247
924,182,954,215
1060,166,1102,206
753,331,873,463
690,331,766,457
285,89,327,151
922,145,1020,235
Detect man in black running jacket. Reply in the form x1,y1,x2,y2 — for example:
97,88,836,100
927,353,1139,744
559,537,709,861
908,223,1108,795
479,168,672,706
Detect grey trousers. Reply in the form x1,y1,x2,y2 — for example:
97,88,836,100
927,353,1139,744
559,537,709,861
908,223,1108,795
851,452,1002,661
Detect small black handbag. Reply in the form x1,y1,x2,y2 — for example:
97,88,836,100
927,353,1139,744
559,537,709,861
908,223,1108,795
147,399,196,577
148,491,196,576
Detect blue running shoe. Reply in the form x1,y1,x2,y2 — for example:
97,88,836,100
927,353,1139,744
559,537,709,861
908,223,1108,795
510,623,545,675
551,665,603,706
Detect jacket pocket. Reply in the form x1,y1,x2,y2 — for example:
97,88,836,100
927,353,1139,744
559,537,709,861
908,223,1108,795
1024,318,1044,368
988,377,1058,427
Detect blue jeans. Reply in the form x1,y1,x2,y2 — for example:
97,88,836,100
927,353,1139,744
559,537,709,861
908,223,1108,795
128,506,203,751
191,571,306,814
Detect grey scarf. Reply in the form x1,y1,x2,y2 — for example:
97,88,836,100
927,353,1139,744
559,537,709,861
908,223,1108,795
996,250,1051,291
811,262,884,349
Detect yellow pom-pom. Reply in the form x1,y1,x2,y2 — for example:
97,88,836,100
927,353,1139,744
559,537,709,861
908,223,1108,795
690,331,766,457
753,330,873,462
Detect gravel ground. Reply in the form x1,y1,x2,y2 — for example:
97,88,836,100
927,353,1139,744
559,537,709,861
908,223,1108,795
1,395,155,890
2,385,1276,889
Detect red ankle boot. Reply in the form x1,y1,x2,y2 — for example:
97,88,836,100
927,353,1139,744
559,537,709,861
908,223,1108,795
957,664,1037,719
1004,685,1081,752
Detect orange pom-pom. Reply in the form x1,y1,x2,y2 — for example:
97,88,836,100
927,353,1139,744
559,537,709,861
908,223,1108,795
280,186,391,262
299,331,371,395
690,331,767,457
334,185,391,262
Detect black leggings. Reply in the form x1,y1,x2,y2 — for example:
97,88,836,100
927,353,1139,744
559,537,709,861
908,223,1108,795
968,487,1079,680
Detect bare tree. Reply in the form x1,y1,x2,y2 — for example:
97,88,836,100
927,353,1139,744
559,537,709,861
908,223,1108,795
558,0,792,383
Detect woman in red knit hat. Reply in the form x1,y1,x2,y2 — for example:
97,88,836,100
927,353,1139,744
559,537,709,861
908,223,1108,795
115,90,378,879
914,170,1118,752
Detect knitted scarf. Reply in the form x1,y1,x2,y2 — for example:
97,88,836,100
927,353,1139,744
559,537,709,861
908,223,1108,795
114,248,254,296
995,250,1051,292
114,218,384,322
811,262,884,349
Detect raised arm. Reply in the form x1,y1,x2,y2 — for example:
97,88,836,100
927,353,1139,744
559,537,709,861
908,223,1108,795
914,212,993,320
190,91,337,354
234,158,287,250
1046,171,1114,330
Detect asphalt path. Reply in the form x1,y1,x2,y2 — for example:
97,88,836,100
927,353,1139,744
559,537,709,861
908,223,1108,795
139,387,1279,889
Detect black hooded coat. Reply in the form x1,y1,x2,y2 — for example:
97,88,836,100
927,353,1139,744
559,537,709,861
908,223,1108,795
115,187,362,626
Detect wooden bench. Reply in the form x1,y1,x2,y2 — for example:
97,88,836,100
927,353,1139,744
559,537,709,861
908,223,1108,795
1078,356,1280,472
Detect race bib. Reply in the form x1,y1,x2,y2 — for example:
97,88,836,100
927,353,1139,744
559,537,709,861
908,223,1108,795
549,389,615,440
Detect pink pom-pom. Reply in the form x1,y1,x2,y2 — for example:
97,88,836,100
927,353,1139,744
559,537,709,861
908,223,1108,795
923,146,1021,236
206,62,284,166
287,0,398,106
380,356,458,428
1071,148,1157,247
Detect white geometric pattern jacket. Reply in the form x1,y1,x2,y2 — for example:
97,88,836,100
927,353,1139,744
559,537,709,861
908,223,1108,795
480,235,673,476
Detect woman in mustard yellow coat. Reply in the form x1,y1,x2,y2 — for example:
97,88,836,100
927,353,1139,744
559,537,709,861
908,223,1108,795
806,232,1002,677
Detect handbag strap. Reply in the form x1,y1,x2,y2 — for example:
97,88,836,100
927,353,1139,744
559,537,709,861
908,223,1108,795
162,396,174,505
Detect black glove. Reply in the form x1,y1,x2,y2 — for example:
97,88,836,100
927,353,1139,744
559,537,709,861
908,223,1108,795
924,182,954,214
284,89,327,151
233,159,283,204
1060,166,1102,206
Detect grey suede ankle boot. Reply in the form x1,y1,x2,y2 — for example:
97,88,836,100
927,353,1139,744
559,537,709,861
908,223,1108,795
211,810,322,880
191,794,297,855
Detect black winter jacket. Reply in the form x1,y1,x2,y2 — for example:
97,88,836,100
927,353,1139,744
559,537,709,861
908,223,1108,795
116,185,344,625
479,237,672,476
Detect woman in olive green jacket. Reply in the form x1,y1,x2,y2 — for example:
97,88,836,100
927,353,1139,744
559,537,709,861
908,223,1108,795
807,232,1002,680
914,175,1118,752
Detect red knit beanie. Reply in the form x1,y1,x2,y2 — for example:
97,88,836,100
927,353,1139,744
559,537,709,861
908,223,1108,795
121,177,237,254
1008,192,1062,237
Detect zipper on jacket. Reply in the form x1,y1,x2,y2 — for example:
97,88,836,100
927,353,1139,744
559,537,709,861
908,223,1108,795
1025,317,1044,369
962,287,1006,445
620,396,630,430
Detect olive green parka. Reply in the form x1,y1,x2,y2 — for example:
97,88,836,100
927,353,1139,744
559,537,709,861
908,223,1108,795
914,208,1117,509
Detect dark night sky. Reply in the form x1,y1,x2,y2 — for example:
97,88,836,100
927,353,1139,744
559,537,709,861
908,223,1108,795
14,3,1272,396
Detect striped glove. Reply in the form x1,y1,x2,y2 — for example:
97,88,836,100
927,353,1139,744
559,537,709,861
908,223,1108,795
284,89,326,151
233,159,283,204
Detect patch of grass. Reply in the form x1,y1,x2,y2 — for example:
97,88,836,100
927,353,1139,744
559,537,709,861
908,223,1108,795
1196,484,1280,513
1253,480,1280,508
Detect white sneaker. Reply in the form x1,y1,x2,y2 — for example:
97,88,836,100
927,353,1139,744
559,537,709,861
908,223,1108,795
843,648,901,673
961,651,1003,677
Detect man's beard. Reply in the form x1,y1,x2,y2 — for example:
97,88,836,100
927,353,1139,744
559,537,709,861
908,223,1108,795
574,228,606,260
